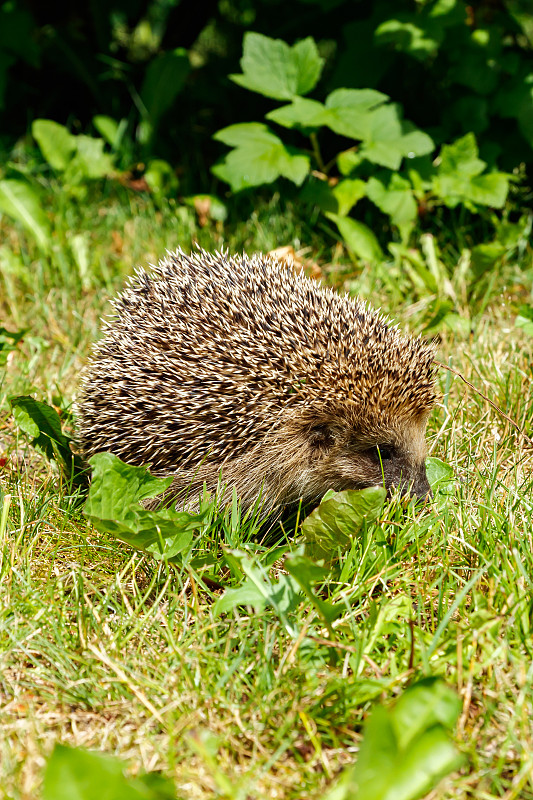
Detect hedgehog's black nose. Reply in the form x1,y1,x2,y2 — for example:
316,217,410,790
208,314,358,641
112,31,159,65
411,468,433,502
415,485,433,502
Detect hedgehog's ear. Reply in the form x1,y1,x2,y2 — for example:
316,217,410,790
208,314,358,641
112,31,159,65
308,422,334,457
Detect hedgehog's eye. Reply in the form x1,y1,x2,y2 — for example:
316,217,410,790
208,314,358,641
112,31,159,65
370,445,394,461
309,423,333,453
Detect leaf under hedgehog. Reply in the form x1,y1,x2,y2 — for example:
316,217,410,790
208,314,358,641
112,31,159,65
76,248,437,512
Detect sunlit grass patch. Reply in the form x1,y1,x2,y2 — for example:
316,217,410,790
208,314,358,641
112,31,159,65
0,194,532,798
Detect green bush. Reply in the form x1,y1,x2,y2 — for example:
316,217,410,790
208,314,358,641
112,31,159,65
0,0,531,267
212,32,512,259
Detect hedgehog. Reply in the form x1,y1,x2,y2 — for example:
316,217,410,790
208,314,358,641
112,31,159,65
76,247,437,513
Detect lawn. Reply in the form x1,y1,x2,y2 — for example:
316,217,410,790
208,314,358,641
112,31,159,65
1,190,532,799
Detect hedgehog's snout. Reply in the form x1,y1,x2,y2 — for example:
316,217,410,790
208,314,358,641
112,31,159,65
296,414,434,505
409,464,433,501
396,464,433,502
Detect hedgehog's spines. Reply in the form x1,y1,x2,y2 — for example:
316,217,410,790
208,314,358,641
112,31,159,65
77,247,437,506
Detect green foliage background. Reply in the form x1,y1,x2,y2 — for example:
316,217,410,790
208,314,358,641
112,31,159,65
0,0,532,261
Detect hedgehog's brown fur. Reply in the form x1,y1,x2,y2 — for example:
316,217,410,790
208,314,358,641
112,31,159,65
77,248,437,512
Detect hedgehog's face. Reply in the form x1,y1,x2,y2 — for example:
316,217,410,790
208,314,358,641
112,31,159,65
292,410,432,503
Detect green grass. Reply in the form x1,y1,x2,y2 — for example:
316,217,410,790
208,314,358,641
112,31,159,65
1,186,533,799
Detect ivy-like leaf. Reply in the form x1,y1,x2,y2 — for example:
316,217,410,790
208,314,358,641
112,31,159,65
360,105,434,170
230,33,324,100
433,133,509,209
268,89,388,139
213,123,309,191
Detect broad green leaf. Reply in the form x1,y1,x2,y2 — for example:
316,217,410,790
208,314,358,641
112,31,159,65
438,132,485,177
73,136,115,179
213,123,309,191
302,486,386,557
302,178,366,215
84,453,206,560
337,149,365,176
361,105,434,170
43,744,175,800
93,115,121,147
267,97,331,130
11,396,73,469
392,679,462,749
0,327,27,367
375,19,444,60
327,213,385,262
213,579,267,615
426,457,455,494
84,452,173,517
325,89,389,139
0,179,50,252
468,173,509,208
268,89,388,140
32,119,76,171
230,33,323,100
332,178,367,215
470,242,506,278
140,48,190,130
381,726,464,800
324,679,464,800
214,123,286,150
347,706,399,799
366,174,417,240
144,159,179,199
433,134,510,209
